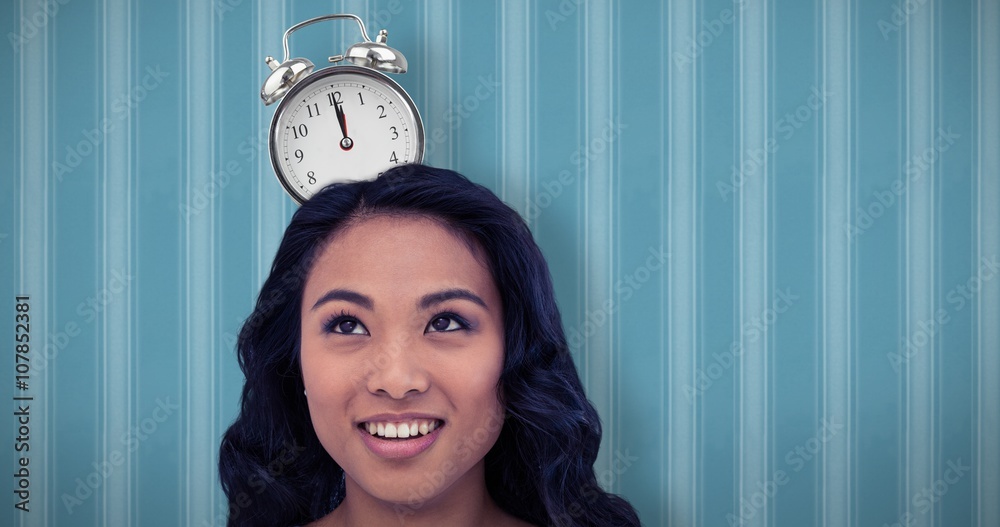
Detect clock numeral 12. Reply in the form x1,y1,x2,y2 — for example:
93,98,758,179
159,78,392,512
327,92,342,106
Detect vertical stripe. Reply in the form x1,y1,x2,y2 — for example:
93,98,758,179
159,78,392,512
583,0,614,481
175,1,184,519
612,0,622,504
895,12,906,525
455,0,463,171
130,0,142,518
19,0,50,524
102,0,132,521
667,0,696,524
184,0,215,523
737,0,769,525
977,0,1000,525
341,0,369,34
424,0,454,168
904,0,935,525
255,0,286,286
850,2,861,524
659,3,668,523
44,0,55,521
499,0,530,218
821,0,851,525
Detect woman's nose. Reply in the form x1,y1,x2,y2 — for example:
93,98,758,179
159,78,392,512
365,333,430,399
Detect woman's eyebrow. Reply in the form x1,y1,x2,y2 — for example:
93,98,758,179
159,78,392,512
311,289,374,311
311,287,488,312
418,288,488,312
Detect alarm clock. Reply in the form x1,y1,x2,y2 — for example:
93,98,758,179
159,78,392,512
261,14,424,204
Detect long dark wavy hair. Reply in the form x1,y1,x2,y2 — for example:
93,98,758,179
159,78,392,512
219,165,641,526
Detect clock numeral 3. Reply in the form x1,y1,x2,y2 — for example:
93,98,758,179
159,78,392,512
390,126,398,140
307,171,317,185
376,105,387,119
290,124,308,139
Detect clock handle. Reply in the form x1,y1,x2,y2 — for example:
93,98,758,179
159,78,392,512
261,13,407,106
278,14,372,65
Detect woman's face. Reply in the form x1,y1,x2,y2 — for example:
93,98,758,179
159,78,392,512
300,214,506,507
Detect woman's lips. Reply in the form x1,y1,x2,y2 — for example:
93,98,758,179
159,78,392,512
357,421,444,460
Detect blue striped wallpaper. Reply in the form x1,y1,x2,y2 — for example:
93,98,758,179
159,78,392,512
2,0,998,526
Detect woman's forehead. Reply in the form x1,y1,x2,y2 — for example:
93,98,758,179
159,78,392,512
322,215,473,262
304,215,497,304
325,213,484,258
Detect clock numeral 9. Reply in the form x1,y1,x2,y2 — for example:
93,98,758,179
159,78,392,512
294,149,304,163
390,126,398,140
290,124,308,139
376,105,386,119
327,91,342,106
307,171,317,185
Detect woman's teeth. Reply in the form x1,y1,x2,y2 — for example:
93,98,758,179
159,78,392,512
364,419,441,439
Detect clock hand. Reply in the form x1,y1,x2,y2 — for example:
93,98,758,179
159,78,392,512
334,102,353,151
334,102,348,138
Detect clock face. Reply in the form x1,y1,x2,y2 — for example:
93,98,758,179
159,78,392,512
269,65,424,203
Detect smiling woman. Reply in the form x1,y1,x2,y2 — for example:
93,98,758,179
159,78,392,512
218,165,641,527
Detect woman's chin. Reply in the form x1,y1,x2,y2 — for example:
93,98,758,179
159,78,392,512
348,471,448,510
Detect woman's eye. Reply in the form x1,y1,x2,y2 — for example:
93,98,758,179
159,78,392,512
426,314,468,333
326,317,369,335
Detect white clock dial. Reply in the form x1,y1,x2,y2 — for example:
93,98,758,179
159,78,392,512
268,66,424,203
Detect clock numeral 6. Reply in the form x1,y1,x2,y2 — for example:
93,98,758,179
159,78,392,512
294,149,304,163
290,124,308,139
307,171,317,185
390,126,398,140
